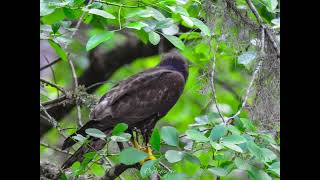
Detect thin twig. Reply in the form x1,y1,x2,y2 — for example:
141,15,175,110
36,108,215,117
40,142,72,155
42,95,67,106
69,0,94,41
40,104,59,129
40,104,71,140
225,0,259,30
43,55,59,97
40,78,66,95
64,0,94,128
40,58,61,71
159,162,172,173
94,0,142,8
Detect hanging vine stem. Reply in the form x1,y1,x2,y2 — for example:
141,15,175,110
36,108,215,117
225,27,265,124
208,37,226,123
118,5,122,30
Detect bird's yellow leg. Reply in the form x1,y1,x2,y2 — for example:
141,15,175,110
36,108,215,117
146,144,156,160
131,131,156,164
132,131,143,150
139,144,156,165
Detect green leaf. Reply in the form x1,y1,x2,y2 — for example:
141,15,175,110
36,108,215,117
112,123,128,135
83,152,97,159
260,0,278,12
184,153,201,165
91,163,105,177
163,34,185,50
51,22,61,34
248,168,272,180
240,118,256,131
162,24,179,35
209,124,227,141
208,112,223,124
71,161,81,176
181,15,193,27
190,17,211,36
197,150,213,166
146,7,166,21
40,0,57,16
72,134,86,143
85,128,106,138
227,125,241,135
140,160,158,178
155,18,174,29
222,142,243,153
126,22,148,30
268,161,280,176
160,126,179,147
238,51,257,68
247,141,263,160
60,172,68,180
210,141,223,150
235,157,251,170
148,31,161,45
208,167,228,177
48,40,67,61
271,18,280,28
186,129,209,142
162,172,187,180
261,148,277,162
88,8,115,19
110,133,131,142
41,8,65,25
179,32,201,40
150,128,161,151
167,6,189,16
48,1,70,8
119,147,148,165
135,30,149,44
221,135,246,144
86,31,114,51
165,150,184,163
260,134,277,144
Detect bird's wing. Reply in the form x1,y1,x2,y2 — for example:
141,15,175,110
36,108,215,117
91,68,185,125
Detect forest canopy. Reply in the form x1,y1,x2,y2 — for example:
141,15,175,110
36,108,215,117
40,0,280,179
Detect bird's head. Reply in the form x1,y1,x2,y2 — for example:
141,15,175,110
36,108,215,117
158,51,189,81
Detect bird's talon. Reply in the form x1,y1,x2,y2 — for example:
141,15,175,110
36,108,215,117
139,144,156,165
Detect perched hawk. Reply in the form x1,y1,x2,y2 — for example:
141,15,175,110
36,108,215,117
61,51,189,169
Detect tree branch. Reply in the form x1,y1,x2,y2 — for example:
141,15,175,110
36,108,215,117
40,78,67,95
40,142,72,155
245,0,280,57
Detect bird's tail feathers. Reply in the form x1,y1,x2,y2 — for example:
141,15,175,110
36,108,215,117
61,138,107,169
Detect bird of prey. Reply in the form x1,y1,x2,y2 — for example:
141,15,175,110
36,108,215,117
61,51,189,169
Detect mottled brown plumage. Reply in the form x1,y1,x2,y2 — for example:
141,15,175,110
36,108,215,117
61,51,188,169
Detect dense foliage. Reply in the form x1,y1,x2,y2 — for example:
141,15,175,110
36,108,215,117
40,0,280,179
